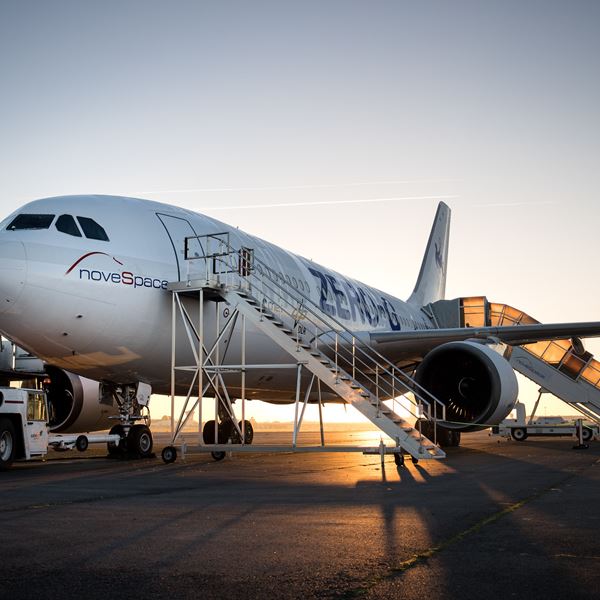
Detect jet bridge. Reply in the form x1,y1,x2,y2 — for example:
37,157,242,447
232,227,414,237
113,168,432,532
162,232,447,466
426,297,600,425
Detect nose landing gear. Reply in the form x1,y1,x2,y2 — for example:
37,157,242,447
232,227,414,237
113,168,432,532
106,383,154,459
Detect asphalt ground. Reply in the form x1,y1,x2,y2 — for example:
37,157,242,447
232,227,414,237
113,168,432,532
1,430,599,599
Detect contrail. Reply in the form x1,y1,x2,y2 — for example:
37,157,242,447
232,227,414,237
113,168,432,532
135,178,460,195
200,194,460,211
471,201,558,208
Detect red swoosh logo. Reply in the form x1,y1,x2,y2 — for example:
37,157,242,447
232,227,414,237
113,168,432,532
65,252,124,275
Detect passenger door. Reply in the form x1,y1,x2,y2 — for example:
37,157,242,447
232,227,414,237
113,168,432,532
156,213,205,281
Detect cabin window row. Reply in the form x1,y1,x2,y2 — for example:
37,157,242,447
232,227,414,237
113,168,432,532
7,213,109,241
255,263,310,295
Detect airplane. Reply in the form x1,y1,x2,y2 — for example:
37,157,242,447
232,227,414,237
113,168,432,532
0,194,599,463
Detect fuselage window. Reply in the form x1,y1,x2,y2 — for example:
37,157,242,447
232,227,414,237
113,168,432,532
7,214,55,230
56,214,82,237
76,216,109,241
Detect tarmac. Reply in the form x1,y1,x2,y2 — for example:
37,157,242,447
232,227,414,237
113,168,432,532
1,429,599,600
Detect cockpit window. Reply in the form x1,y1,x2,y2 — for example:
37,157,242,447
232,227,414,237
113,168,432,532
56,214,82,237
76,217,109,241
7,214,55,230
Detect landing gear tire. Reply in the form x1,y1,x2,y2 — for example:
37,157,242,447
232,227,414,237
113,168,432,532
411,456,419,464
511,427,528,442
416,420,460,448
75,435,89,452
0,418,16,471
231,420,254,444
161,445,177,464
128,425,153,458
211,451,226,461
203,420,233,444
107,424,126,456
449,430,461,447
394,452,405,467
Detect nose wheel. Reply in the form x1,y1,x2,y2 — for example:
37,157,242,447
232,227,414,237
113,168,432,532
128,424,153,458
107,424,153,458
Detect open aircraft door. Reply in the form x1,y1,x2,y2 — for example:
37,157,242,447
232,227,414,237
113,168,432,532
156,213,205,281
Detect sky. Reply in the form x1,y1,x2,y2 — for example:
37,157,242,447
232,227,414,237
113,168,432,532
1,1,599,421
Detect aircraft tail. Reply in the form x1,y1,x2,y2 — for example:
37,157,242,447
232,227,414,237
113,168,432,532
407,202,451,307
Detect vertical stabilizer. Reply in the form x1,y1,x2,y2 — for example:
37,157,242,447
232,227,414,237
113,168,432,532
408,202,451,307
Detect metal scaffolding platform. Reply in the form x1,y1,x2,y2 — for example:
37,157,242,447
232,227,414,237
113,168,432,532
162,232,446,465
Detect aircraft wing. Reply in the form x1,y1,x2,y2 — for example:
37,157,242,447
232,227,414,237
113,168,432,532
370,321,600,354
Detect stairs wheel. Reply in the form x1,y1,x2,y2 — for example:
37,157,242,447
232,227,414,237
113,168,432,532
161,445,177,464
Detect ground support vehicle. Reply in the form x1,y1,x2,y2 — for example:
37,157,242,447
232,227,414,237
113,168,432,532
0,387,120,470
491,402,599,442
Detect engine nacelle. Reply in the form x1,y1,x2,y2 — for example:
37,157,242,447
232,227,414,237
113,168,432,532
415,340,518,432
44,366,119,432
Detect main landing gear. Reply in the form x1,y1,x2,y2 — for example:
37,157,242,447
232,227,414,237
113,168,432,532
416,418,461,448
161,416,255,464
202,418,254,461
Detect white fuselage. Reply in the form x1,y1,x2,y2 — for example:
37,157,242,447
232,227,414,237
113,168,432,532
0,195,433,398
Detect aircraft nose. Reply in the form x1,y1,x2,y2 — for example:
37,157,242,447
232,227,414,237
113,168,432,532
0,241,27,314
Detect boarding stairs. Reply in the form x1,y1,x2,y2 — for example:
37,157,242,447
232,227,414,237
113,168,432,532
427,297,600,425
170,233,447,461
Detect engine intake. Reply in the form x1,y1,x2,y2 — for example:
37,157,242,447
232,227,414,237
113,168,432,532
415,340,518,431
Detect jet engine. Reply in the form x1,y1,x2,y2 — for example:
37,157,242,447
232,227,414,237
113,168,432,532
415,340,518,431
44,366,119,432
